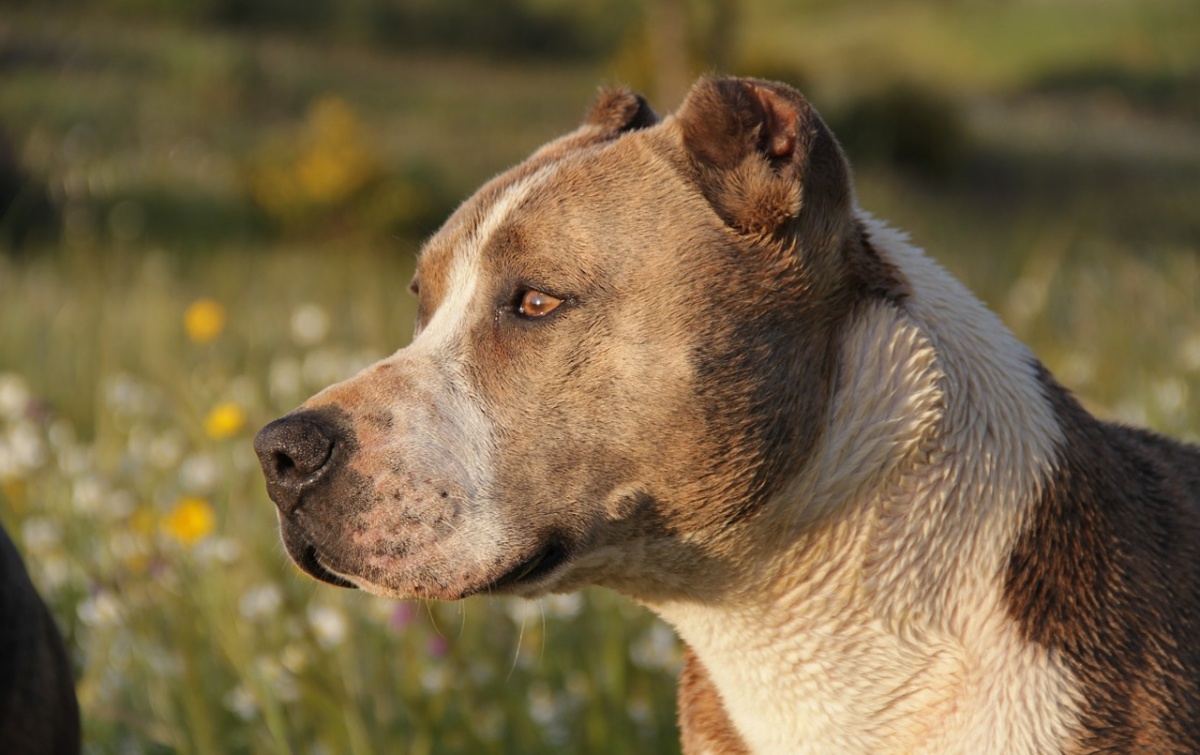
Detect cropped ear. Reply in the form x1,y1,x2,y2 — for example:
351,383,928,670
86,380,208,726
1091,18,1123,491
529,88,659,164
585,87,659,134
674,77,854,257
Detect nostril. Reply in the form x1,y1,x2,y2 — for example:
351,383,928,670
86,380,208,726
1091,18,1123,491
270,450,297,479
254,413,340,510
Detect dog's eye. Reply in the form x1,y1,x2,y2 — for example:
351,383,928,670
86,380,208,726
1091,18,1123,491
518,289,562,318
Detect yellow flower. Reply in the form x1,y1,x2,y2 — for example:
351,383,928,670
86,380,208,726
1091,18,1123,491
184,299,226,343
162,497,216,546
205,402,245,439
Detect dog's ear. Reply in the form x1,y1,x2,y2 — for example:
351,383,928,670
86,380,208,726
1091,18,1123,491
674,77,853,255
584,87,659,135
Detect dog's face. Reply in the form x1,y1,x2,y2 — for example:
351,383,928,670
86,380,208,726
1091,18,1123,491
256,79,899,603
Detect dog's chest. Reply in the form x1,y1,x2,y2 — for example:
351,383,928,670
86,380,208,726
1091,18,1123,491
659,565,1078,755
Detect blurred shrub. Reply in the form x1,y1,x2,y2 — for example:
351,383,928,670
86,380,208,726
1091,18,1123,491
46,0,639,61
831,84,967,182
1033,65,1200,121
0,128,59,254
248,96,450,240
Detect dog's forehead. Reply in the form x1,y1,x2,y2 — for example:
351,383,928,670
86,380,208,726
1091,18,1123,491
417,134,678,291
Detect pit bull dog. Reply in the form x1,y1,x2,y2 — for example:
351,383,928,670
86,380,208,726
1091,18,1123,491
0,525,80,754
255,76,1200,754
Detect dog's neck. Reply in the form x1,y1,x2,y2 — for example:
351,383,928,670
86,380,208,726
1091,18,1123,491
651,218,1078,753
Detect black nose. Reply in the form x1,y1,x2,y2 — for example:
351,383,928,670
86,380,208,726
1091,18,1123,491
254,413,338,514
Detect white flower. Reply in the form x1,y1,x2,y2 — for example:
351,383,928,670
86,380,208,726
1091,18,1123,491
7,422,45,470
179,453,220,493
193,536,241,565
1153,377,1187,416
72,475,107,515
149,430,185,470
78,590,122,626
1180,333,1200,372
224,684,259,721
291,303,331,347
21,517,61,554
240,583,283,621
106,489,137,519
0,373,31,420
544,593,583,620
269,357,302,404
630,621,680,671
281,642,309,673
256,656,299,702
506,598,542,626
301,348,347,390
307,603,347,649
103,373,157,416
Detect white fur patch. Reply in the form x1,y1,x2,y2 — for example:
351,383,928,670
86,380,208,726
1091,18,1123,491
655,216,1078,754
411,169,549,355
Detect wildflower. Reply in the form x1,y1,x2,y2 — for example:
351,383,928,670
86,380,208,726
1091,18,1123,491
204,402,245,439
20,517,62,554
194,536,241,564
184,299,226,343
307,603,347,649
78,590,122,626
162,496,216,546
224,684,259,721
290,303,330,347
389,601,418,631
240,583,283,621
179,452,220,492
281,643,309,673
0,373,31,420
426,635,448,657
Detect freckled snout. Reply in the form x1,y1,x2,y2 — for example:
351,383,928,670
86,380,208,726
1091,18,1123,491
254,413,339,514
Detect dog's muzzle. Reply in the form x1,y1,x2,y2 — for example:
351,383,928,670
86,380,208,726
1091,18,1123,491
254,411,357,588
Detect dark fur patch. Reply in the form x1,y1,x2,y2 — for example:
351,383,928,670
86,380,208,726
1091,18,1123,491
1005,364,1200,751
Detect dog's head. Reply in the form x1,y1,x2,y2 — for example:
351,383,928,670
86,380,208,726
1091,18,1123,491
255,77,902,602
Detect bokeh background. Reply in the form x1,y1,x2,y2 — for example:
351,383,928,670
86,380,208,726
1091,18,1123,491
0,0,1197,752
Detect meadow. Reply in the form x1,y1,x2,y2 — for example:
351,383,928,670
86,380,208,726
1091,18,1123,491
0,1,1198,752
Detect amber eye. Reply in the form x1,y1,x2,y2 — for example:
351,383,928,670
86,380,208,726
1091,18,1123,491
518,289,563,318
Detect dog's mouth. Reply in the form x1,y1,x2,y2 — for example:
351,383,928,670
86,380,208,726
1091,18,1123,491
487,539,571,593
295,543,358,589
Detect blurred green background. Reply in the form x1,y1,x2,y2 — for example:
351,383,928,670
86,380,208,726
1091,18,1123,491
0,0,1197,752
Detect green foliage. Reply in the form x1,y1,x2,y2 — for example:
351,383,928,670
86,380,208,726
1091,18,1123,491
831,84,967,180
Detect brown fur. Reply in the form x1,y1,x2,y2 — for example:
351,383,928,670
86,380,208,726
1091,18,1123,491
1007,365,1200,752
678,649,751,754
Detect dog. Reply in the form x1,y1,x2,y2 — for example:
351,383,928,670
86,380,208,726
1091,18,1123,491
255,76,1200,754
0,525,80,754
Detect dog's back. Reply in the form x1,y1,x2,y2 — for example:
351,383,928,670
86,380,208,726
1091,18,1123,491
0,526,80,755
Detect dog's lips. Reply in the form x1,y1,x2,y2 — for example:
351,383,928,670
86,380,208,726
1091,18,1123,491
295,543,358,589
486,539,571,594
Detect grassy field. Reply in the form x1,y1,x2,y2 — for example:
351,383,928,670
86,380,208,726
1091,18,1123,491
1,1,1198,752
